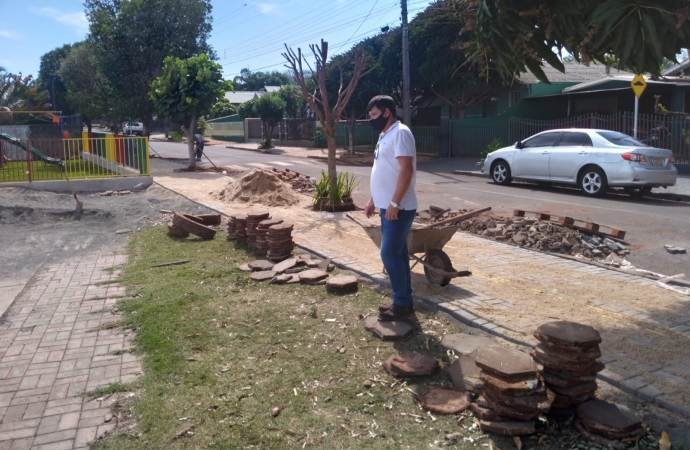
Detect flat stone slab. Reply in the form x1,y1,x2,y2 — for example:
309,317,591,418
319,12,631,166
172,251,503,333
238,263,252,272
478,419,536,436
326,275,358,292
574,420,633,450
549,381,598,398
481,391,540,421
306,260,321,268
364,316,413,340
317,257,332,271
470,402,505,421
552,392,594,409
577,400,642,436
532,349,604,375
479,372,543,397
442,334,494,356
271,274,292,284
542,371,597,388
445,354,483,392
383,352,438,377
536,321,602,348
272,258,298,274
419,387,471,414
299,269,329,284
483,384,555,413
286,274,301,284
249,271,276,282
534,343,601,363
248,260,275,271
475,346,536,381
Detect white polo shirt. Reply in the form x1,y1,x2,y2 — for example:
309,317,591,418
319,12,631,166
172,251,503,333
370,121,417,210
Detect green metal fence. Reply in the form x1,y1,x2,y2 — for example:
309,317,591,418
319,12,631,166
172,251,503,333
315,121,440,156
207,121,245,142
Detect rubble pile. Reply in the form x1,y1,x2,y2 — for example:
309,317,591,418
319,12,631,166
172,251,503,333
575,399,646,448
245,211,270,250
271,168,314,194
255,218,283,254
531,321,604,418
474,346,554,436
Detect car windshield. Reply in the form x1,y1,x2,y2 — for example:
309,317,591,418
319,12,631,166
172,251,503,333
597,131,645,147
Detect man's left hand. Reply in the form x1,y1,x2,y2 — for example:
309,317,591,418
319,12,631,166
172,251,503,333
385,205,399,221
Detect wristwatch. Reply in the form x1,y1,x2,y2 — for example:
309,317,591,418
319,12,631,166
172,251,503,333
390,201,400,209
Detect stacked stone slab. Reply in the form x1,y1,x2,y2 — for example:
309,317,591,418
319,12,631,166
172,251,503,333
531,321,603,416
255,219,283,254
226,216,238,240
266,223,294,261
575,399,645,448
475,346,554,436
246,211,270,250
234,214,248,244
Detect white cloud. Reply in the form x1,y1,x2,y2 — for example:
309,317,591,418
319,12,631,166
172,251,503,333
256,2,279,14
0,29,20,39
33,7,88,34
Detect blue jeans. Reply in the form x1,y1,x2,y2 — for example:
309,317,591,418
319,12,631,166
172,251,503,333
380,208,416,307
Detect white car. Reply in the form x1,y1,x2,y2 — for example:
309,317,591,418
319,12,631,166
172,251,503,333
482,129,677,197
122,121,144,136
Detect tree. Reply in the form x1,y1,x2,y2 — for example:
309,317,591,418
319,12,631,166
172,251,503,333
232,69,291,91
237,99,257,119
0,69,51,114
254,92,286,148
37,44,74,114
278,85,306,119
208,97,236,119
85,0,214,135
150,54,232,168
451,0,690,82
283,40,372,198
58,42,112,132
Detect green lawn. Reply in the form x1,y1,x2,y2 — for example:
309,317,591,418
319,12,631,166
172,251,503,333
0,159,115,182
90,225,665,450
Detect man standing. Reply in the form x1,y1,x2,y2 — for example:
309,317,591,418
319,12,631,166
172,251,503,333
364,95,417,321
193,131,205,161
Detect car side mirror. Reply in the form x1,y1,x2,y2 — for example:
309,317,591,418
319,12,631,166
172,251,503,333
515,141,523,149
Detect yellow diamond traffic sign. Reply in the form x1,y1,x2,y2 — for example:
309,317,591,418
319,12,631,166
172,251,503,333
631,74,646,99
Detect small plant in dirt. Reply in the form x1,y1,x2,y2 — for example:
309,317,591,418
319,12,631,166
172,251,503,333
85,382,130,399
477,137,504,166
312,170,358,211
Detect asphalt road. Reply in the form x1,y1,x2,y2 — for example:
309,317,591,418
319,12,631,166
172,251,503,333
150,141,690,276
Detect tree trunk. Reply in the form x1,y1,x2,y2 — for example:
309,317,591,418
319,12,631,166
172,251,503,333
325,125,338,199
181,115,197,169
86,119,92,133
142,116,151,137
347,116,355,155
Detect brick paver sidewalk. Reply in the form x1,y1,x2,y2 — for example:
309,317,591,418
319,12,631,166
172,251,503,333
0,245,140,449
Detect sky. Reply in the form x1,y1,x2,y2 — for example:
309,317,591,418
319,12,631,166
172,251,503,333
0,0,435,80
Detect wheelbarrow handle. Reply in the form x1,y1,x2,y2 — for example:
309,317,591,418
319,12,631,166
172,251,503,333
346,212,369,229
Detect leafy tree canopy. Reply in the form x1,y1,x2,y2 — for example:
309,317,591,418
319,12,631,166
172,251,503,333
37,43,74,114
452,0,690,82
237,99,257,119
232,69,291,91
85,0,214,132
208,97,236,119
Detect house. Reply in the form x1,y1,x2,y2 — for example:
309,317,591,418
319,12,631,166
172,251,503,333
223,85,285,109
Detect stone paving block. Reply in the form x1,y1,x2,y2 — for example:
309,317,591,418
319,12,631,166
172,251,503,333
2,404,28,423
75,426,97,448
619,376,648,395
5,437,33,449
36,415,61,435
57,411,81,430
637,384,664,402
22,401,47,420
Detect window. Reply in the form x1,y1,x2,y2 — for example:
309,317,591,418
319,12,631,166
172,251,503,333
597,131,645,147
482,98,497,117
522,132,561,148
557,132,592,147
509,91,521,107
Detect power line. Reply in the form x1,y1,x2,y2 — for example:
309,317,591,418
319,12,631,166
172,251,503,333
333,0,381,54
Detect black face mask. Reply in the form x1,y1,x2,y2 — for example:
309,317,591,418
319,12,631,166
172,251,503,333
369,113,389,131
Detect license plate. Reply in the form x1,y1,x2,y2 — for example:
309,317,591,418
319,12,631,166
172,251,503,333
651,158,664,166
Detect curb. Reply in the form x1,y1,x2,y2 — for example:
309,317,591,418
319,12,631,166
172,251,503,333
225,145,280,155
150,180,690,421
452,170,486,178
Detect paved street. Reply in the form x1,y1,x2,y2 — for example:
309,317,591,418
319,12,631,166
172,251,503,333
151,141,690,277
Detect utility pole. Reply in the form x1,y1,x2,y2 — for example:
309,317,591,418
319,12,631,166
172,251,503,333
50,69,57,111
401,0,411,126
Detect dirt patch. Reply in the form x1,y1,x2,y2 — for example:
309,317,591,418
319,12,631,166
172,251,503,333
0,184,215,283
212,169,304,207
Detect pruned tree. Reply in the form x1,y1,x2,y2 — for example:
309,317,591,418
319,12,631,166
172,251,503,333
283,40,372,197
150,54,232,169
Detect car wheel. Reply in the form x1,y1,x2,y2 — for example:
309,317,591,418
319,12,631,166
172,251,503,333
579,166,608,197
491,160,512,185
624,186,652,197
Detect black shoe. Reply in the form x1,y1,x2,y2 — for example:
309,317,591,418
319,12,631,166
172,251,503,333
378,305,414,321
378,303,415,313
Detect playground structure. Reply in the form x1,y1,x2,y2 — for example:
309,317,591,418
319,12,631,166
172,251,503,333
0,111,149,183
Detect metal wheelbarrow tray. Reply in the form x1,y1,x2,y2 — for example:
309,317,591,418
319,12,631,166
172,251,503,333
346,207,490,286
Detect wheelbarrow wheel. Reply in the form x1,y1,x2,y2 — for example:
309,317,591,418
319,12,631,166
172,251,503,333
424,249,453,287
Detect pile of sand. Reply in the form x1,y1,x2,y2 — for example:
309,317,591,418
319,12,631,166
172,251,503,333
212,169,303,207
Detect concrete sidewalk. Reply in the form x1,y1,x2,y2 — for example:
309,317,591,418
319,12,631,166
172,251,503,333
0,245,140,449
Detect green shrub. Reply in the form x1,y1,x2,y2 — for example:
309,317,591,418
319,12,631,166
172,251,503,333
169,129,183,142
312,170,358,210
477,138,504,166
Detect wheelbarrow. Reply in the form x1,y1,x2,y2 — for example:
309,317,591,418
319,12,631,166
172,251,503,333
346,208,489,286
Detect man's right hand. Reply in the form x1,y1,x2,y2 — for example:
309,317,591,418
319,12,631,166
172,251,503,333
364,198,375,218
